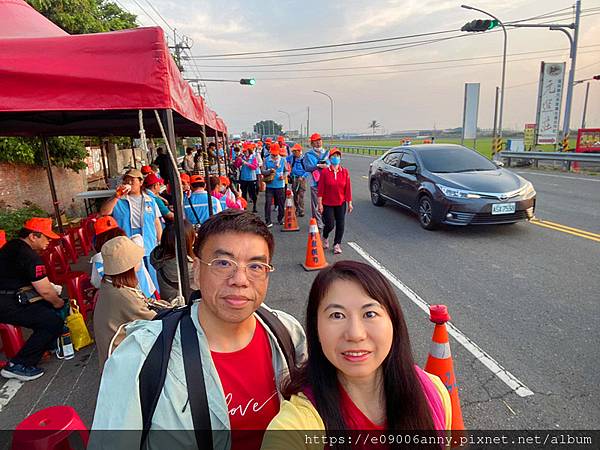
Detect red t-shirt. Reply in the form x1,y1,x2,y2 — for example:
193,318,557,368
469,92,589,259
317,166,352,206
339,383,385,430
211,321,280,450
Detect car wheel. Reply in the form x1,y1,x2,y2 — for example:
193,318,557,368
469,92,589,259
370,180,386,206
418,195,438,230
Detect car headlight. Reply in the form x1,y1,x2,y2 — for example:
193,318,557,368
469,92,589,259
436,184,481,199
520,181,536,196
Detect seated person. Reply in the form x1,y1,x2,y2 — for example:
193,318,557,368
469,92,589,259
262,260,451,450
90,216,157,298
93,236,156,370
0,218,65,381
150,220,195,305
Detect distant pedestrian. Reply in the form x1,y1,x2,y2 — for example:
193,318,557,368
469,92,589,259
236,143,259,213
183,175,222,226
317,148,353,254
262,143,288,228
287,143,308,216
182,147,195,173
302,133,330,232
153,147,173,186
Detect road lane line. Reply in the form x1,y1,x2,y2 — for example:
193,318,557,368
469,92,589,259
361,175,368,180
348,241,535,398
516,172,600,183
530,219,600,242
0,379,24,412
531,218,600,239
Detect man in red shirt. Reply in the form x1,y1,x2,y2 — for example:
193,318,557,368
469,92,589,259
317,148,353,254
92,210,307,450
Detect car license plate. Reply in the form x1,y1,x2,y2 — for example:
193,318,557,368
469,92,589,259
491,202,516,215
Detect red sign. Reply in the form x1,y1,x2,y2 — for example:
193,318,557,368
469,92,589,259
576,128,600,153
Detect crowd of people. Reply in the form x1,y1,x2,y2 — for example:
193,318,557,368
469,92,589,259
0,134,455,449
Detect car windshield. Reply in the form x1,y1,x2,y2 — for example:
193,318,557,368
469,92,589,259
418,147,498,173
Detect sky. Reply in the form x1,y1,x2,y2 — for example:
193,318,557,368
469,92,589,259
117,0,600,135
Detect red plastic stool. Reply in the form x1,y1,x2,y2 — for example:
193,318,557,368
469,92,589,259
60,234,78,265
12,405,89,450
65,274,96,322
0,324,25,366
0,229,6,249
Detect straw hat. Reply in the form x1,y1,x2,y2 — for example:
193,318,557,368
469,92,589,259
101,236,144,275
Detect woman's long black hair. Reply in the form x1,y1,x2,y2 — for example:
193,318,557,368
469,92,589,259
283,260,436,434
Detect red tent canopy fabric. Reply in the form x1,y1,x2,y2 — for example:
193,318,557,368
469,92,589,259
0,0,67,38
0,1,227,137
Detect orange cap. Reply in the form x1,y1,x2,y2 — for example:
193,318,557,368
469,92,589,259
94,216,119,235
219,176,230,186
23,217,60,239
180,173,191,183
141,165,153,175
269,143,281,155
277,136,285,143
190,175,205,184
257,141,263,146
292,143,302,151
329,147,342,156
310,133,322,141
143,173,164,186
265,138,273,143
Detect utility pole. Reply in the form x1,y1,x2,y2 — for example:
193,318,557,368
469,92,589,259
307,107,310,138
168,31,191,73
581,82,590,128
492,86,499,147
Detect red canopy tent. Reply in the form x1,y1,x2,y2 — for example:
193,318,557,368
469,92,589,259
0,0,229,298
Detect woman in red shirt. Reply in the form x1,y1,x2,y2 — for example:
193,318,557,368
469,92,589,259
317,148,353,254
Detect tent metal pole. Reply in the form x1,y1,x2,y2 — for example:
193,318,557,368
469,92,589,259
40,136,64,234
221,131,231,178
200,124,214,216
130,137,137,169
160,109,191,301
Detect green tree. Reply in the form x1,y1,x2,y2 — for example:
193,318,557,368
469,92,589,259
253,120,282,137
0,1,139,172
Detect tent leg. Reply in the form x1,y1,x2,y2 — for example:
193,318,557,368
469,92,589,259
40,137,64,234
200,124,214,216
161,109,191,302
130,137,137,169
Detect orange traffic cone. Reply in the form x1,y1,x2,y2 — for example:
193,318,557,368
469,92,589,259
301,218,329,271
425,305,465,433
282,189,299,232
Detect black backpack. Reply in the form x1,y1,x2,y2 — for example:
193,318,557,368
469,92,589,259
138,299,297,450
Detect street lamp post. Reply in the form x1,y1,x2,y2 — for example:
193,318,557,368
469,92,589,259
461,5,507,153
278,110,291,132
313,90,334,140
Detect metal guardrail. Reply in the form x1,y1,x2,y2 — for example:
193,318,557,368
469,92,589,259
324,144,392,156
499,151,600,170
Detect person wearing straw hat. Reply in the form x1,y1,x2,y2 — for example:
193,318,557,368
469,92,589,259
0,218,65,381
93,236,156,370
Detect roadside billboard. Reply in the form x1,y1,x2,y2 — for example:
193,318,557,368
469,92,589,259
524,123,535,150
535,62,566,145
462,83,480,141
576,128,600,153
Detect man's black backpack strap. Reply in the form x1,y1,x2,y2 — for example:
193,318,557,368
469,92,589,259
138,306,190,450
255,308,297,371
180,313,213,449
186,193,202,225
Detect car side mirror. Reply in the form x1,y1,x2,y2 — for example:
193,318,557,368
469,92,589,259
403,165,417,175
494,161,505,168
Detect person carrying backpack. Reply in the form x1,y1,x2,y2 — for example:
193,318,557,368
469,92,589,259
91,210,307,450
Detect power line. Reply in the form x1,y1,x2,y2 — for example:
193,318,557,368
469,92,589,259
253,50,600,82
188,44,600,73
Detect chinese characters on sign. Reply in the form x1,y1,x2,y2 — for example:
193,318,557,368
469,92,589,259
524,124,535,150
535,62,565,145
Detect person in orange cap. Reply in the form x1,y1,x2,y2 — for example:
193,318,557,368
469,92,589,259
287,143,308,216
89,217,157,299
262,143,289,227
184,175,222,226
317,147,352,254
0,218,66,381
303,133,330,232
234,142,260,212
141,165,153,176
143,174,174,222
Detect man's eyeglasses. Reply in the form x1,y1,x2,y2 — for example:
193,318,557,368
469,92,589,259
198,258,274,281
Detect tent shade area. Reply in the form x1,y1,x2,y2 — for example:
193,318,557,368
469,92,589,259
0,0,229,300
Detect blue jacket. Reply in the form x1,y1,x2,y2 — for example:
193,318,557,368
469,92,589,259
184,191,222,225
302,148,330,188
264,156,287,189
287,154,308,178
239,154,258,181
112,194,159,256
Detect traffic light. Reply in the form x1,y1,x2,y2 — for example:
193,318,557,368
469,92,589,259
239,78,256,85
461,19,499,32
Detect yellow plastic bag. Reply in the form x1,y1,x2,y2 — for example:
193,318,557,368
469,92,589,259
66,300,94,351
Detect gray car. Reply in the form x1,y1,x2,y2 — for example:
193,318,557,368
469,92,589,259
368,144,536,230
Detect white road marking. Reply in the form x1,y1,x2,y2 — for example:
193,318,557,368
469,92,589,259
516,171,600,183
0,379,24,412
348,241,535,398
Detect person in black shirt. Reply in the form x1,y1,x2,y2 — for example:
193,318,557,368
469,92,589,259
0,218,65,381
153,147,173,188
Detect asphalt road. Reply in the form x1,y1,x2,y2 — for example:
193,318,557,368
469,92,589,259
0,153,598,434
